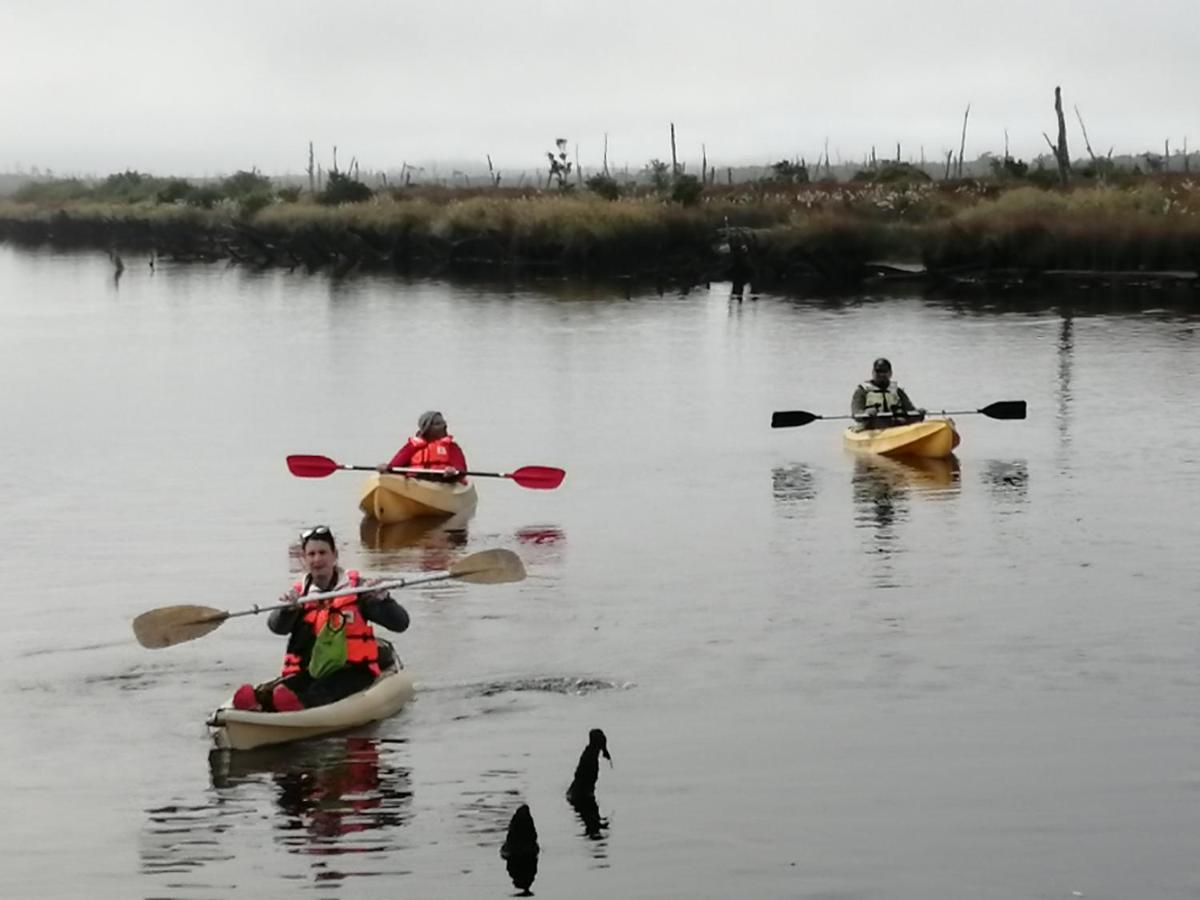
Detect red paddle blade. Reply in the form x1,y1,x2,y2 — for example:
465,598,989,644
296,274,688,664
508,466,566,489
286,454,341,478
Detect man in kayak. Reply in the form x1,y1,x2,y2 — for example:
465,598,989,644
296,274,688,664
378,410,468,483
851,357,923,428
232,526,410,712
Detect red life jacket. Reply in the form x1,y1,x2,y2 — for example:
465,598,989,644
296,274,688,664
408,435,456,469
280,570,381,678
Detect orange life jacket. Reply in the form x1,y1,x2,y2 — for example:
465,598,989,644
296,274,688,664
408,435,455,469
281,570,381,678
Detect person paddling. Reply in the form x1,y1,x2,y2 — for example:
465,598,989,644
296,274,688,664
232,526,410,712
850,357,923,428
378,410,468,483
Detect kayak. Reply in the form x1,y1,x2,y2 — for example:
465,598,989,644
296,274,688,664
359,473,478,524
843,418,960,459
208,650,415,751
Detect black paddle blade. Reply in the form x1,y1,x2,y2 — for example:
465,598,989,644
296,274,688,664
979,400,1027,420
771,410,820,428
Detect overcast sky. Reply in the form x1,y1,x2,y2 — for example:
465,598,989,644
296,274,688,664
1,0,1196,176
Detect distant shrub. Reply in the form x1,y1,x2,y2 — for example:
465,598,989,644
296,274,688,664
770,160,810,184
13,178,92,203
156,178,196,204
585,173,620,200
319,171,373,205
221,169,273,198
671,174,703,207
237,190,275,219
852,162,932,184
277,186,302,203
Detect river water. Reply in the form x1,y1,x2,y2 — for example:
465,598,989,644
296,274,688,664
1,245,1197,899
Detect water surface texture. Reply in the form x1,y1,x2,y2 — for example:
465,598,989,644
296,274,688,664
1,247,1197,899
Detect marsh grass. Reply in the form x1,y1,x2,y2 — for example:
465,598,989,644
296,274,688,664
3,178,1198,277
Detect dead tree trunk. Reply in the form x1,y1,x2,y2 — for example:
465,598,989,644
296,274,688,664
670,122,678,182
957,103,971,178
1074,105,1098,163
307,141,315,194
1053,87,1070,185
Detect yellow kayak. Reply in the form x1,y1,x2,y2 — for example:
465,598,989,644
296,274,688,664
842,418,960,458
359,473,478,524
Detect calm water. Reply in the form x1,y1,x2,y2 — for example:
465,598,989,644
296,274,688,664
1,246,1198,900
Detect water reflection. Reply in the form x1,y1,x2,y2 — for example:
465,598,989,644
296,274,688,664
851,454,960,578
359,514,470,571
771,463,818,519
210,738,413,847
1058,309,1074,466
980,459,1030,505
142,738,413,891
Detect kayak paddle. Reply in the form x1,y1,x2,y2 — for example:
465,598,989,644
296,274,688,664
132,548,526,650
286,454,565,490
771,400,1026,428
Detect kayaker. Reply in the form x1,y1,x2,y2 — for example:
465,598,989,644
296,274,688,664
851,358,922,427
232,526,410,712
378,410,468,483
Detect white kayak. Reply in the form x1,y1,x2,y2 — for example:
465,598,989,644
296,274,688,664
208,648,414,751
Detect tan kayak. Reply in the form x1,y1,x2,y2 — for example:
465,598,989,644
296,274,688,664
359,473,478,524
208,652,414,751
843,418,960,458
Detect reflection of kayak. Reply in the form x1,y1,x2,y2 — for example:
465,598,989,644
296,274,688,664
359,510,471,550
208,648,414,751
358,473,478,524
853,453,960,489
843,418,960,458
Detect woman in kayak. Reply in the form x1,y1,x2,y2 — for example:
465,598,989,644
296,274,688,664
378,410,468,482
850,357,923,427
232,526,410,712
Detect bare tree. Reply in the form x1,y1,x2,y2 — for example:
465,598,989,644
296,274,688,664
1040,86,1071,185
957,103,971,178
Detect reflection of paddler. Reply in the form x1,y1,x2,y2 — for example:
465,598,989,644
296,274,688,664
209,738,410,840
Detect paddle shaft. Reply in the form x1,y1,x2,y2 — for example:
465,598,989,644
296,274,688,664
218,571,457,622
340,464,516,479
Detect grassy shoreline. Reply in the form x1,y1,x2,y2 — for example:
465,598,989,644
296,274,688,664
1,178,1198,289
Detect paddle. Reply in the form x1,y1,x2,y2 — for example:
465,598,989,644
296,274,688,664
132,548,526,650
771,400,1026,429
286,454,565,490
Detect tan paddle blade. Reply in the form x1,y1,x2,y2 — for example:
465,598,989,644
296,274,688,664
133,604,229,649
449,549,526,585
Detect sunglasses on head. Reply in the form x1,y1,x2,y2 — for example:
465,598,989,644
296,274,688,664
300,525,333,542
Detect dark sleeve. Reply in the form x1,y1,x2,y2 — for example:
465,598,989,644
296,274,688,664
851,385,867,416
897,387,917,412
360,593,410,633
268,605,302,635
